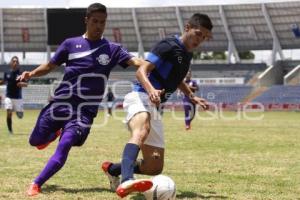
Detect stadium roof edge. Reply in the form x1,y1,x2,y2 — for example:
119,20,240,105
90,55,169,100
1,0,300,8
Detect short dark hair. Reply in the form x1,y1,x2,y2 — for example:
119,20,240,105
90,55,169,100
188,13,213,31
11,56,19,64
86,3,107,18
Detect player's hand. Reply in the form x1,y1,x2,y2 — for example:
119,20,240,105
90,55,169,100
149,89,165,105
190,96,209,110
17,71,32,82
17,82,28,88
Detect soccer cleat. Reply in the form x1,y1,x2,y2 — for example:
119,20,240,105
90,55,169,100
185,125,191,130
27,183,41,196
116,179,153,198
36,129,62,150
101,161,120,191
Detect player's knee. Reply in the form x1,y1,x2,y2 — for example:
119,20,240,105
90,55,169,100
146,165,163,175
28,134,48,146
142,160,164,175
29,137,40,146
152,166,163,175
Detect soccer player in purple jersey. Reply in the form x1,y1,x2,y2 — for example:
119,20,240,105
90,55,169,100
102,13,213,198
17,3,150,196
182,70,199,130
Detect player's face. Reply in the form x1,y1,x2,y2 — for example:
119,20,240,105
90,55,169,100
185,25,212,51
85,12,107,40
10,58,19,70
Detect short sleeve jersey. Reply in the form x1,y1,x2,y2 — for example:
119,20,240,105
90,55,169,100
50,36,132,109
183,79,198,101
133,35,192,102
4,69,22,99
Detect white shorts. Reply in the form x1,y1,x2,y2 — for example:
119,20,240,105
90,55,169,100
4,97,24,112
107,102,113,108
123,91,164,148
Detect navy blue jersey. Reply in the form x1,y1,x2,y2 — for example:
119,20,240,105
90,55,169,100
106,91,115,102
3,69,22,99
134,35,192,102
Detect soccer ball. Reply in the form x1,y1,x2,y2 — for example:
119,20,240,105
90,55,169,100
143,175,176,200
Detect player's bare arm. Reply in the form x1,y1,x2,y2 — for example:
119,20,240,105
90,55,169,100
178,81,208,110
17,62,57,82
136,61,164,105
189,85,198,91
16,82,28,88
126,57,145,68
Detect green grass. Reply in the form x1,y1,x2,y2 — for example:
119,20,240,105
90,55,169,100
0,110,300,199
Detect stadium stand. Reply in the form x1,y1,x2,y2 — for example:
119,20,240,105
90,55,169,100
190,63,267,84
3,9,46,52
252,85,300,104
197,85,253,104
0,1,299,111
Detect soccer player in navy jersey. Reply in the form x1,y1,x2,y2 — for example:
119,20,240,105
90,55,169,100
17,3,149,196
102,13,213,198
0,56,27,134
182,70,199,130
106,87,115,116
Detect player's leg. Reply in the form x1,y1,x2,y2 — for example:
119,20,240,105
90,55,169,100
14,99,24,119
16,111,23,119
184,100,197,130
27,129,80,196
103,132,164,186
138,115,165,175
108,102,113,116
138,144,164,175
183,101,191,128
116,113,153,196
190,103,196,123
27,109,94,195
6,109,13,133
104,92,153,197
29,103,63,148
120,111,151,181
4,97,13,133
104,116,164,177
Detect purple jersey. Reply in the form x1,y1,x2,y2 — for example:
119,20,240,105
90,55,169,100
183,79,198,101
50,36,132,112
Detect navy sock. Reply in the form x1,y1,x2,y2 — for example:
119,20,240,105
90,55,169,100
121,143,140,182
108,163,121,176
7,117,12,132
109,161,141,177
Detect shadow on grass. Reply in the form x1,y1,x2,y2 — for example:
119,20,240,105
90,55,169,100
42,184,112,194
130,193,145,200
130,191,228,200
177,191,228,199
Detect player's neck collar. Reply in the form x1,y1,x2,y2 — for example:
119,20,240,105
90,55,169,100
82,34,103,41
175,35,188,52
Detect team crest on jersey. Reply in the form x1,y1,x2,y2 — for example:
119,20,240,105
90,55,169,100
97,54,111,65
178,56,182,64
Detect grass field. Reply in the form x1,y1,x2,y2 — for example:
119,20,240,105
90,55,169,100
0,110,300,200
